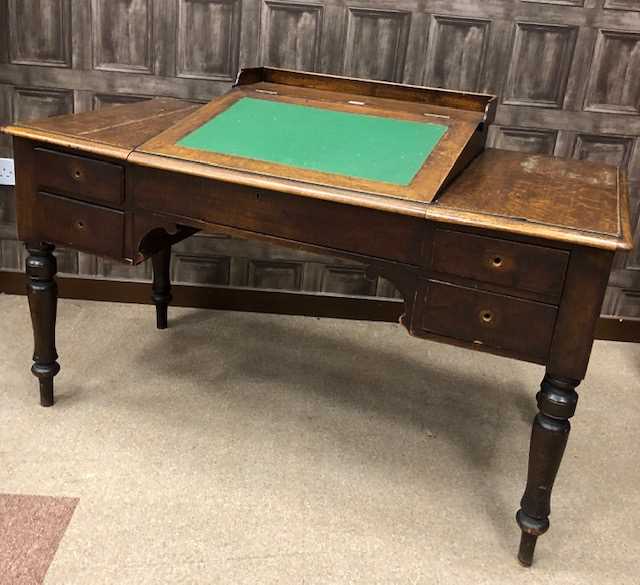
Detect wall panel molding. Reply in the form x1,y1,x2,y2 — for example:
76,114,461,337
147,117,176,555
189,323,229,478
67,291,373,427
321,265,377,296
92,93,151,110
12,87,74,122
603,1,640,11
173,253,232,285
248,259,304,290
176,0,242,80
260,1,324,71
92,0,154,74
424,15,491,92
572,132,636,170
492,126,558,155
520,0,585,6
584,29,640,115
503,21,578,108
343,7,411,82
8,0,72,67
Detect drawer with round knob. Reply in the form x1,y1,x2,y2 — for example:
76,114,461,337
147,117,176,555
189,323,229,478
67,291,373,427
411,279,558,363
430,229,569,302
30,191,124,259
34,147,124,207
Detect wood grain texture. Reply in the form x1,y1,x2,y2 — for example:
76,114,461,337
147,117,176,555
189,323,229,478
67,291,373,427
429,229,569,302
547,247,614,380
424,15,490,92
3,98,198,159
12,88,74,123
28,192,125,260
236,67,497,115
437,149,631,250
33,147,124,206
260,1,323,71
411,279,558,364
342,7,410,82
92,0,153,74
8,0,71,67
503,22,578,109
584,28,640,115
176,0,241,80
129,164,427,265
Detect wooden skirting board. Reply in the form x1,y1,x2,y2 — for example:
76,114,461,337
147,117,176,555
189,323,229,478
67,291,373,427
1,270,636,343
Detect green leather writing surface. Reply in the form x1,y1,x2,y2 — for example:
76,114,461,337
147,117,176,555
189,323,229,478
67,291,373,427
177,97,447,186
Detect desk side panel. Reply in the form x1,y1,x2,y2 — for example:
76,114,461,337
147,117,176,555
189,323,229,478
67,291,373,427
14,138,38,244
547,246,614,380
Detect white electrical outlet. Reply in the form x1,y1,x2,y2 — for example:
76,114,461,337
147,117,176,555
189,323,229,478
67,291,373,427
0,158,15,186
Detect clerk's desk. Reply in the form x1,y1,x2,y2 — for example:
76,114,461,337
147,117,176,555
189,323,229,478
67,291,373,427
3,69,632,567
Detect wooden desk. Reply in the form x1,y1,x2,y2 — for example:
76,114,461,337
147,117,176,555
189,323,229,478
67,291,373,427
3,68,632,567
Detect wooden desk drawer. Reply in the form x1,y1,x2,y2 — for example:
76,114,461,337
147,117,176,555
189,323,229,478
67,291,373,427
412,280,557,362
32,192,124,259
430,229,569,300
34,147,124,206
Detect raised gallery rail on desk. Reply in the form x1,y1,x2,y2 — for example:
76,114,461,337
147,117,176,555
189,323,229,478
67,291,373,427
2,68,633,567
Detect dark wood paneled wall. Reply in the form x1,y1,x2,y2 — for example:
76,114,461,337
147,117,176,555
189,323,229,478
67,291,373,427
1,0,639,317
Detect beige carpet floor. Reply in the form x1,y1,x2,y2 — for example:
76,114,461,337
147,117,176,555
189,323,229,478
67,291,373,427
0,293,639,585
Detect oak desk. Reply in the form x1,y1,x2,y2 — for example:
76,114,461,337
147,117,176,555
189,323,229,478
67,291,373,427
3,68,632,567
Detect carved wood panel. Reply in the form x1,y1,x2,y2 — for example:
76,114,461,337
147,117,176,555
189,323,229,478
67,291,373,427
260,1,323,71
491,127,558,155
343,7,411,82
92,0,154,74
1,0,640,319
424,16,491,92
8,0,71,67
176,0,242,80
584,29,640,115
12,87,74,122
503,22,578,109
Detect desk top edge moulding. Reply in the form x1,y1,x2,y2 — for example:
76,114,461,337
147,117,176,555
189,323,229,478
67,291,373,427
0,67,634,568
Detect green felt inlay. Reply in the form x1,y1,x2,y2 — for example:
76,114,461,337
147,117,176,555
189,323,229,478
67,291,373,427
177,97,447,186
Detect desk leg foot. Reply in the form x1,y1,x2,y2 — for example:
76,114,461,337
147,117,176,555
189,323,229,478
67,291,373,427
26,243,60,407
516,374,579,566
152,246,172,330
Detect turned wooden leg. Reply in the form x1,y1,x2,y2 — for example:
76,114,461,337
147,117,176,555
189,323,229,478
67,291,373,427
25,243,60,407
516,373,579,566
151,246,172,330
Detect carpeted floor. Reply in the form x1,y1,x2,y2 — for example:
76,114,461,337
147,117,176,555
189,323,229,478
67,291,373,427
0,495,78,585
0,293,638,584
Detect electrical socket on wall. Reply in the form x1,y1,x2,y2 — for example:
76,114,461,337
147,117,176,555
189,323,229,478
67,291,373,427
0,158,15,186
